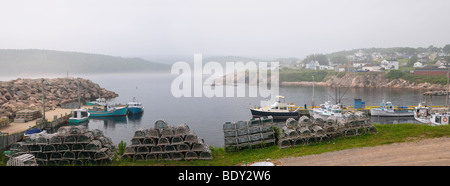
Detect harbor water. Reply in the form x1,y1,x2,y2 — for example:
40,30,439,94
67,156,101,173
2,74,446,147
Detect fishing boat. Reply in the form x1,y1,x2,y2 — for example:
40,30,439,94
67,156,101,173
370,101,414,117
250,96,300,120
88,104,128,117
68,109,90,124
310,101,343,119
429,112,450,126
86,98,106,106
413,102,431,123
24,128,46,138
127,97,144,115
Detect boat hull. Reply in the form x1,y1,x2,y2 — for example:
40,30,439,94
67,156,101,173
128,107,144,115
250,109,299,120
89,107,128,117
68,117,88,123
370,109,414,117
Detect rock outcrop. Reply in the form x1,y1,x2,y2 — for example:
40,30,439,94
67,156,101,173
0,77,118,118
283,72,447,91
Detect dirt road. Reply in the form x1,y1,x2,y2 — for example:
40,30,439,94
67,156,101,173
279,137,450,166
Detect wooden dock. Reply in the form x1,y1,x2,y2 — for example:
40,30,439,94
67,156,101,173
0,108,72,150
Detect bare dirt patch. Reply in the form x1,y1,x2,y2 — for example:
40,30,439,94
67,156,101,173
279,137,450,166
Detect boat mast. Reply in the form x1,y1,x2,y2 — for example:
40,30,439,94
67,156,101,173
312,76,315,109
447,68,449,111
77,78,81,109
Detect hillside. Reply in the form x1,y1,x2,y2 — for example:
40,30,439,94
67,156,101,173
0,49,170,75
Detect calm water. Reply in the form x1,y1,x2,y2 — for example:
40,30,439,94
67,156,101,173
1,74,445,147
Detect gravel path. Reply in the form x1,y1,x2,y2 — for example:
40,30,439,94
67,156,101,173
279,137,450,166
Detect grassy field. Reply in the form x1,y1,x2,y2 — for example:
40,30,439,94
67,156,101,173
110,123,450,166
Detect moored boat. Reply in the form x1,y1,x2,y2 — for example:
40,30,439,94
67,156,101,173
86,98,106,106
370,101,413,117
88,104,128,117
429,112,450,126
68,109,90,124
24,128,46,138
127,97,144,115
413,102,431,123
250,96,300,120
310,101,343,119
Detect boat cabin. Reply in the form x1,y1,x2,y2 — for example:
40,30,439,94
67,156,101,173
127,102,142,107
72,109,89,119
380,101,394,111
268,96,296,112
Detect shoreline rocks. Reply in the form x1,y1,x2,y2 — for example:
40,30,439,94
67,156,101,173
282,72,447,91
0,77,118,119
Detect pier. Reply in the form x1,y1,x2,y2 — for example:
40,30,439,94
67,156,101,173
0,108,72,150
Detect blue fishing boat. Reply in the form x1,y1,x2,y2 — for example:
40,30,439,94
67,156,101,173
24,128,46,138
127,97,144,115
86,98,106,106
88,104,128,117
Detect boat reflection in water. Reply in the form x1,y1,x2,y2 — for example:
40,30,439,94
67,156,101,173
370,116,420,124
127,112,143,124
89,116,128,128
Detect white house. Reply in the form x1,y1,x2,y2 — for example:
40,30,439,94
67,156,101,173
352,61,369,68
319,65,334,70
413,62,424,68
381,60,399,70
305,60,320,70
362,65,382,72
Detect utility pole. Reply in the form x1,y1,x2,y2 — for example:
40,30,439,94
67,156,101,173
41,79,46,124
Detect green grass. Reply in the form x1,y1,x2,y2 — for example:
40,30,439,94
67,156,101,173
109,123,450,166
279,69,331,82
386,70,447,85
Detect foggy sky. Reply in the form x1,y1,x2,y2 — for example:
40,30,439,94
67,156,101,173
1,0,449,59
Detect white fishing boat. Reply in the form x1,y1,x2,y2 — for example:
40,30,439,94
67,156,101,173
413,102,431,123
68,109,90,124
370,101,414,117
429,112,450,126
310,101,343,119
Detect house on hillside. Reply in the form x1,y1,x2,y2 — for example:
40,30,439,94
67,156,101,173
362,64,382,72
381,60,399,70
305,60,320,70
352,61,369,68
413,62,424,68
319,65,334,70
335,65,349,72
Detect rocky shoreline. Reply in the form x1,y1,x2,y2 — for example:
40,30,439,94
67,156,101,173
0,77,118,119
282,72,446,91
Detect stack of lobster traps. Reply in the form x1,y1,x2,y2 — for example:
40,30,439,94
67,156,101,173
223,116,276,152
14,109,42,123
8,126,115,166
122,120,213,161
278,111,377,148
